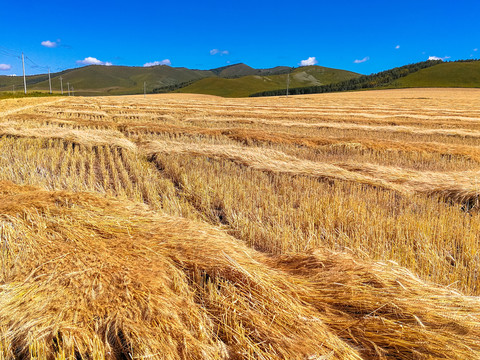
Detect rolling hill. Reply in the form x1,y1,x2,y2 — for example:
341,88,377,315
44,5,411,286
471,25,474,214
0,65,216,96
209,63,292,77
0,63,297,96
2,60,479,98
0,63,360,97
389,60,480,88
251,60,480,97
176,66,361,97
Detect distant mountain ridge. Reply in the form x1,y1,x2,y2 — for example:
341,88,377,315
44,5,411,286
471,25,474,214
0,63,359,97
1,60,479,98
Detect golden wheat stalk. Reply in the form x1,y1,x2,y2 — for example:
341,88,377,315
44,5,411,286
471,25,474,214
187,116,480,139
117,122,480,163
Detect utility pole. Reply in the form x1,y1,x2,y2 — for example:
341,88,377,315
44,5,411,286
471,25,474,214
22,52,27,94
144,81,146,98
67,82,70,96
286,72,290,98
48,68,52,94
59,76,63,95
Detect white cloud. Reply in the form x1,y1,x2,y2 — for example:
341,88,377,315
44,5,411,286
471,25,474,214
354,56,370,64
8,74,17,76
76,57,111,66
41,40,58,48
210,49,229,56
0,64,12,70
143,59,171,67
474,48,478,52
395,45,400,49
428,55,450,61
299,56,318,66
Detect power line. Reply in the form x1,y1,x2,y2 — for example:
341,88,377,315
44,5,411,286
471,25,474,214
0,45,22,54
0,50,21,59
0,46,22,58
25,56,49,71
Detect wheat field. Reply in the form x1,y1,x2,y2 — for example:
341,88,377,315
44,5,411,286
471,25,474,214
1,88,480,359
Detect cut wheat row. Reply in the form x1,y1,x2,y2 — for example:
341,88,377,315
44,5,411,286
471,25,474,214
142,140,480,206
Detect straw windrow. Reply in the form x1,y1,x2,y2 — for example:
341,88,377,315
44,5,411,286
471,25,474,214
142,139,480,206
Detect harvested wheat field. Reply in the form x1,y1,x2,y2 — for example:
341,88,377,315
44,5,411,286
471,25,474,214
1,88,480,359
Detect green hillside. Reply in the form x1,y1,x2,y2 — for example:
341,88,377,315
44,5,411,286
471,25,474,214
250,59,480,97
177,66,360,97
210,63,259,77
0,64,359,97
6,60,477,98
390,61,480,88
0,72,68,92
0,65,215,96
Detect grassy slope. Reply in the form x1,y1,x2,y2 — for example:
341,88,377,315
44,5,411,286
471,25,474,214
0,63,293,96
211,63,292,77
0,73,54,90
3,61,480,97
390,61,480,88
177,66,361,97
0,65,215,95
211,63,258,77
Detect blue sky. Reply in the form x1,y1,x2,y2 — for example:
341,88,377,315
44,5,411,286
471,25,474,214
1,0,479,76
